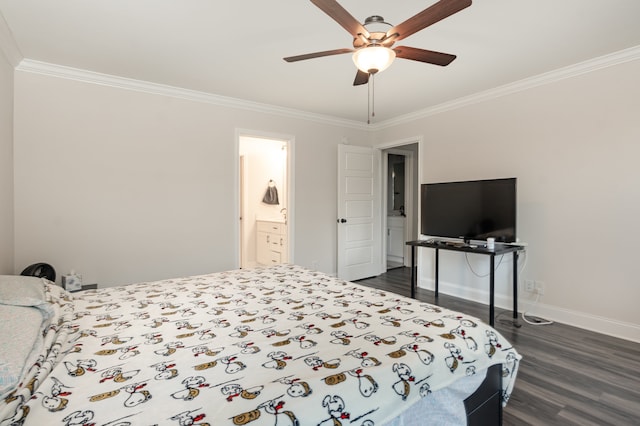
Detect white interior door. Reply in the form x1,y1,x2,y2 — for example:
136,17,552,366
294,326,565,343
337,144,381,280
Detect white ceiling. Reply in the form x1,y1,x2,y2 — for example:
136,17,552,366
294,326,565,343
1,0,640,124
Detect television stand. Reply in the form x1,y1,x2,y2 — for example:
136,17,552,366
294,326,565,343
406,239,525,327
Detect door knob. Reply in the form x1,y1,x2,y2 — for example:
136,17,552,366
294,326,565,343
337,218,347,223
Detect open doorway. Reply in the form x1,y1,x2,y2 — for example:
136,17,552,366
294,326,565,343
382,143,419,271
238,134,292,268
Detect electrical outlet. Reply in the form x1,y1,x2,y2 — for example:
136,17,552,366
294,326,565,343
524,280,535,292
535,281,545,295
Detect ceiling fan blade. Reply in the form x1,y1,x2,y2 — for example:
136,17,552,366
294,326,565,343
311,0,370,38
394,46,456,66
284,48,353,62
387,0,472,42
353,70,369,86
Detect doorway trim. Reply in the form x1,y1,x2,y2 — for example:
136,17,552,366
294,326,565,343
235,128,296,269
376,136,423,272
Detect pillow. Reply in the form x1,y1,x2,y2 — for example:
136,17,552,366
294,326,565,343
0,275,47,306
0,304,47,399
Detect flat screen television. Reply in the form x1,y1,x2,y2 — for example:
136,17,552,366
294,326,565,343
421,178,516,243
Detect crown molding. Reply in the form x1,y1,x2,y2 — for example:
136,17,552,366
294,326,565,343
13,45,640,132
374,45,640,130
0,11,22,66
15,59,369,131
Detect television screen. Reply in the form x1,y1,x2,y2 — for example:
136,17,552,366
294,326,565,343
421,178,516,243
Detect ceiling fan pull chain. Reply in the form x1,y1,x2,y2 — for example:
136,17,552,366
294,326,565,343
367,76,371,124
371,72,376,119
367,72,376,125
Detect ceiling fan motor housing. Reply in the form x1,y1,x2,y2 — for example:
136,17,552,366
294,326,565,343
353,15,393,48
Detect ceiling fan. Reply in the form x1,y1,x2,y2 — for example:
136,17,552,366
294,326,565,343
284,0,472,86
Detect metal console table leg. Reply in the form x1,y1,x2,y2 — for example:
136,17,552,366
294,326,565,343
512,251,522,327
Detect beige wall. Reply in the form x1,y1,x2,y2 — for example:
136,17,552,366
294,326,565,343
0,49,13,274
13,71,370,286
374,59,640,341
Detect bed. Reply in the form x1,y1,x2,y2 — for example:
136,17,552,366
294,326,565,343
1,265,520,425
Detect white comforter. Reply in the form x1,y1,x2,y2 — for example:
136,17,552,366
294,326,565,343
1,265,520,426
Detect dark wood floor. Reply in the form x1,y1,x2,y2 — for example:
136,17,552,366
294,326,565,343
356,267,640,426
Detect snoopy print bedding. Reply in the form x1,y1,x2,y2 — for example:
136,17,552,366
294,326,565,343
1,264,521,426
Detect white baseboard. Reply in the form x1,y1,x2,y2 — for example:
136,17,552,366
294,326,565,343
419,278,640,344
519,300,640,344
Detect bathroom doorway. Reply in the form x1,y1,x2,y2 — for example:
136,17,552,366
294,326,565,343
238,133,293,269
382,143,418,270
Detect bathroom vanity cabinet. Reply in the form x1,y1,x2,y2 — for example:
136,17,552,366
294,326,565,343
387,216,405,265
256,220,288,265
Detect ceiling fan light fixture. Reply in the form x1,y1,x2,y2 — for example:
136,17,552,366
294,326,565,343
352,45,395,74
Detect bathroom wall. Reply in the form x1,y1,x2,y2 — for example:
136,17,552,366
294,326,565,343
387,154,405,215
